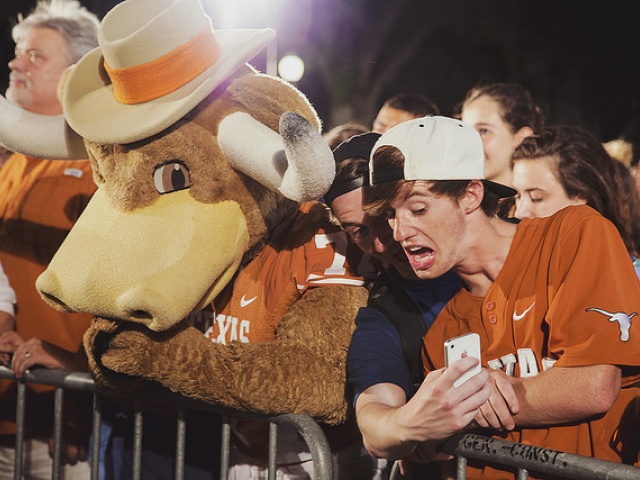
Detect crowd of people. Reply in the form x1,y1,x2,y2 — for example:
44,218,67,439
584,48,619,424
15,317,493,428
0,0,638,479
325,65,640,480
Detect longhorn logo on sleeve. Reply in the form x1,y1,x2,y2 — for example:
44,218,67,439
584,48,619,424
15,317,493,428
586,307,637,342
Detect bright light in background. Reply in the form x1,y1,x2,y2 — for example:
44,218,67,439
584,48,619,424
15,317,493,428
205,0,272,28
278,54,305,83
204,0,279,75
203,0,311,80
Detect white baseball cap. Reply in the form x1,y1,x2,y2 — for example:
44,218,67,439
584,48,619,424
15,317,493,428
369,116,516,198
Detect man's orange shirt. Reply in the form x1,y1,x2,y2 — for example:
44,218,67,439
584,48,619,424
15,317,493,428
423,206,640,478
0,153,97,435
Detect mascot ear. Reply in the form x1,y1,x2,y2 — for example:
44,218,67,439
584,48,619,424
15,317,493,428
218,111,335,202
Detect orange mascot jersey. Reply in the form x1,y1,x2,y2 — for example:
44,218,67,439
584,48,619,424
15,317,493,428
205,201,375,345
423,206,640,479
196,200,375,464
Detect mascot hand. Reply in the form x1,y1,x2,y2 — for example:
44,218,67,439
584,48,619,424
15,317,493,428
84,285,369,424
83,317,157,394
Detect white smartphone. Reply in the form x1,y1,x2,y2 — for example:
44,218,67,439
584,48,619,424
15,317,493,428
444,332,482,388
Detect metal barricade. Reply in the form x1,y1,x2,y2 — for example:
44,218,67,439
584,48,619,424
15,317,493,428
389,433,640,480
0,366,334,480
440,433,640,480
4,365,640,479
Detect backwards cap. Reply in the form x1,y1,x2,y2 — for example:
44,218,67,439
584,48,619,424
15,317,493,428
369,116,516,198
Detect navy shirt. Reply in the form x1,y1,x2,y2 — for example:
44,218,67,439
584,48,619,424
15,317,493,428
347,268,461,404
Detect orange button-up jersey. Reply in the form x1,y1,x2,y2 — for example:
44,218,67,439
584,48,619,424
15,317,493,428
423,206,640,478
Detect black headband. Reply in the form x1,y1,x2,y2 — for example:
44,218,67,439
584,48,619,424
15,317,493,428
332,132,381,164
324,132,380,205
323,177,367,206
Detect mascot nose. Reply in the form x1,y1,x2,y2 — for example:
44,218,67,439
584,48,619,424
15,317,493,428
115,287,175,331
39,289,72,313
37,268,172,331
37,269,73,312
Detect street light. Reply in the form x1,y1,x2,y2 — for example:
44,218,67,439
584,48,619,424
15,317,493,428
278,54,304,83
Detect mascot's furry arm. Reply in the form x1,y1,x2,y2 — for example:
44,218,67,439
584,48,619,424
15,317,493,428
86,285,367,424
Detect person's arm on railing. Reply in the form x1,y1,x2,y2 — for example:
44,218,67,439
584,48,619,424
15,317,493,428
0,311,14,335
0,330,89,378
476,364,620,429
356,356,491,460
0,261,16,341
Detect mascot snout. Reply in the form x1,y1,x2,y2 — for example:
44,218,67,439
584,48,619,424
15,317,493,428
36,187,250,331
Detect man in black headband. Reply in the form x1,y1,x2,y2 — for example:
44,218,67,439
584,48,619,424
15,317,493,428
325,132,486,477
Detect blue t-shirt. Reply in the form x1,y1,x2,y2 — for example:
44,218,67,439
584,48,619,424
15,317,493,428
347,268,460,404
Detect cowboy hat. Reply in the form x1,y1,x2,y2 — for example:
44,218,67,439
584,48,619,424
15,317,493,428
62,0,275,144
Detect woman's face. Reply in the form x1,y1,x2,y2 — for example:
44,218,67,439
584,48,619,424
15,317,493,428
461,96,530,187
512,157,586,219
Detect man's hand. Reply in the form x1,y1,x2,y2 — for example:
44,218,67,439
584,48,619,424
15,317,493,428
5,335,65,378
356,356,490,460
474,368,520,431
401,356,491,442
0,330,25,373
0,331,86,378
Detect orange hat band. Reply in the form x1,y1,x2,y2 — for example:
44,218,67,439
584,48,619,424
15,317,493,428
104,25,221,105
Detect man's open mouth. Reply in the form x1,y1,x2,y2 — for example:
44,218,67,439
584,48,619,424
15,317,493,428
405,246,436,270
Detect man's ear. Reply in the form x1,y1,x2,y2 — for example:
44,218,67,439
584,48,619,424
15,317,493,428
515,126,535,144
461,180,484,214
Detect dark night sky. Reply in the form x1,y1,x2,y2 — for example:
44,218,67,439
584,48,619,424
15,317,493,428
1,0,639,156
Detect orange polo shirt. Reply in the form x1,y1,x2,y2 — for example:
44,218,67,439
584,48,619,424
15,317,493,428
0,153,97,435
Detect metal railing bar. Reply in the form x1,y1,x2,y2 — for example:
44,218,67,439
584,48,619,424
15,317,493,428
220,416,232,480
0,366,94,392
0,366,290,422
441,433,640,480
268,421,278,480
132,400,143,480
1,367,336,479
14,381,26,480
91,394,102,480
174,406,186,480
270,414,334,480
6,365,636,480
52,387,64,480
456,455,467,480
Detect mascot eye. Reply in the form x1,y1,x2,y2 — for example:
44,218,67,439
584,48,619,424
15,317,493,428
153,161,191,194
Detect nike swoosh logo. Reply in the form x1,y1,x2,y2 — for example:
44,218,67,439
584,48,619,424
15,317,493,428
513,302,535,321
240,295,257,308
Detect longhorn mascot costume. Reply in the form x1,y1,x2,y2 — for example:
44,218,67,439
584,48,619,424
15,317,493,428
0,0,378,475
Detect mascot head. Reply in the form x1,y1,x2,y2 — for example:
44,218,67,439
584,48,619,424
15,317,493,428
0,0,335,331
